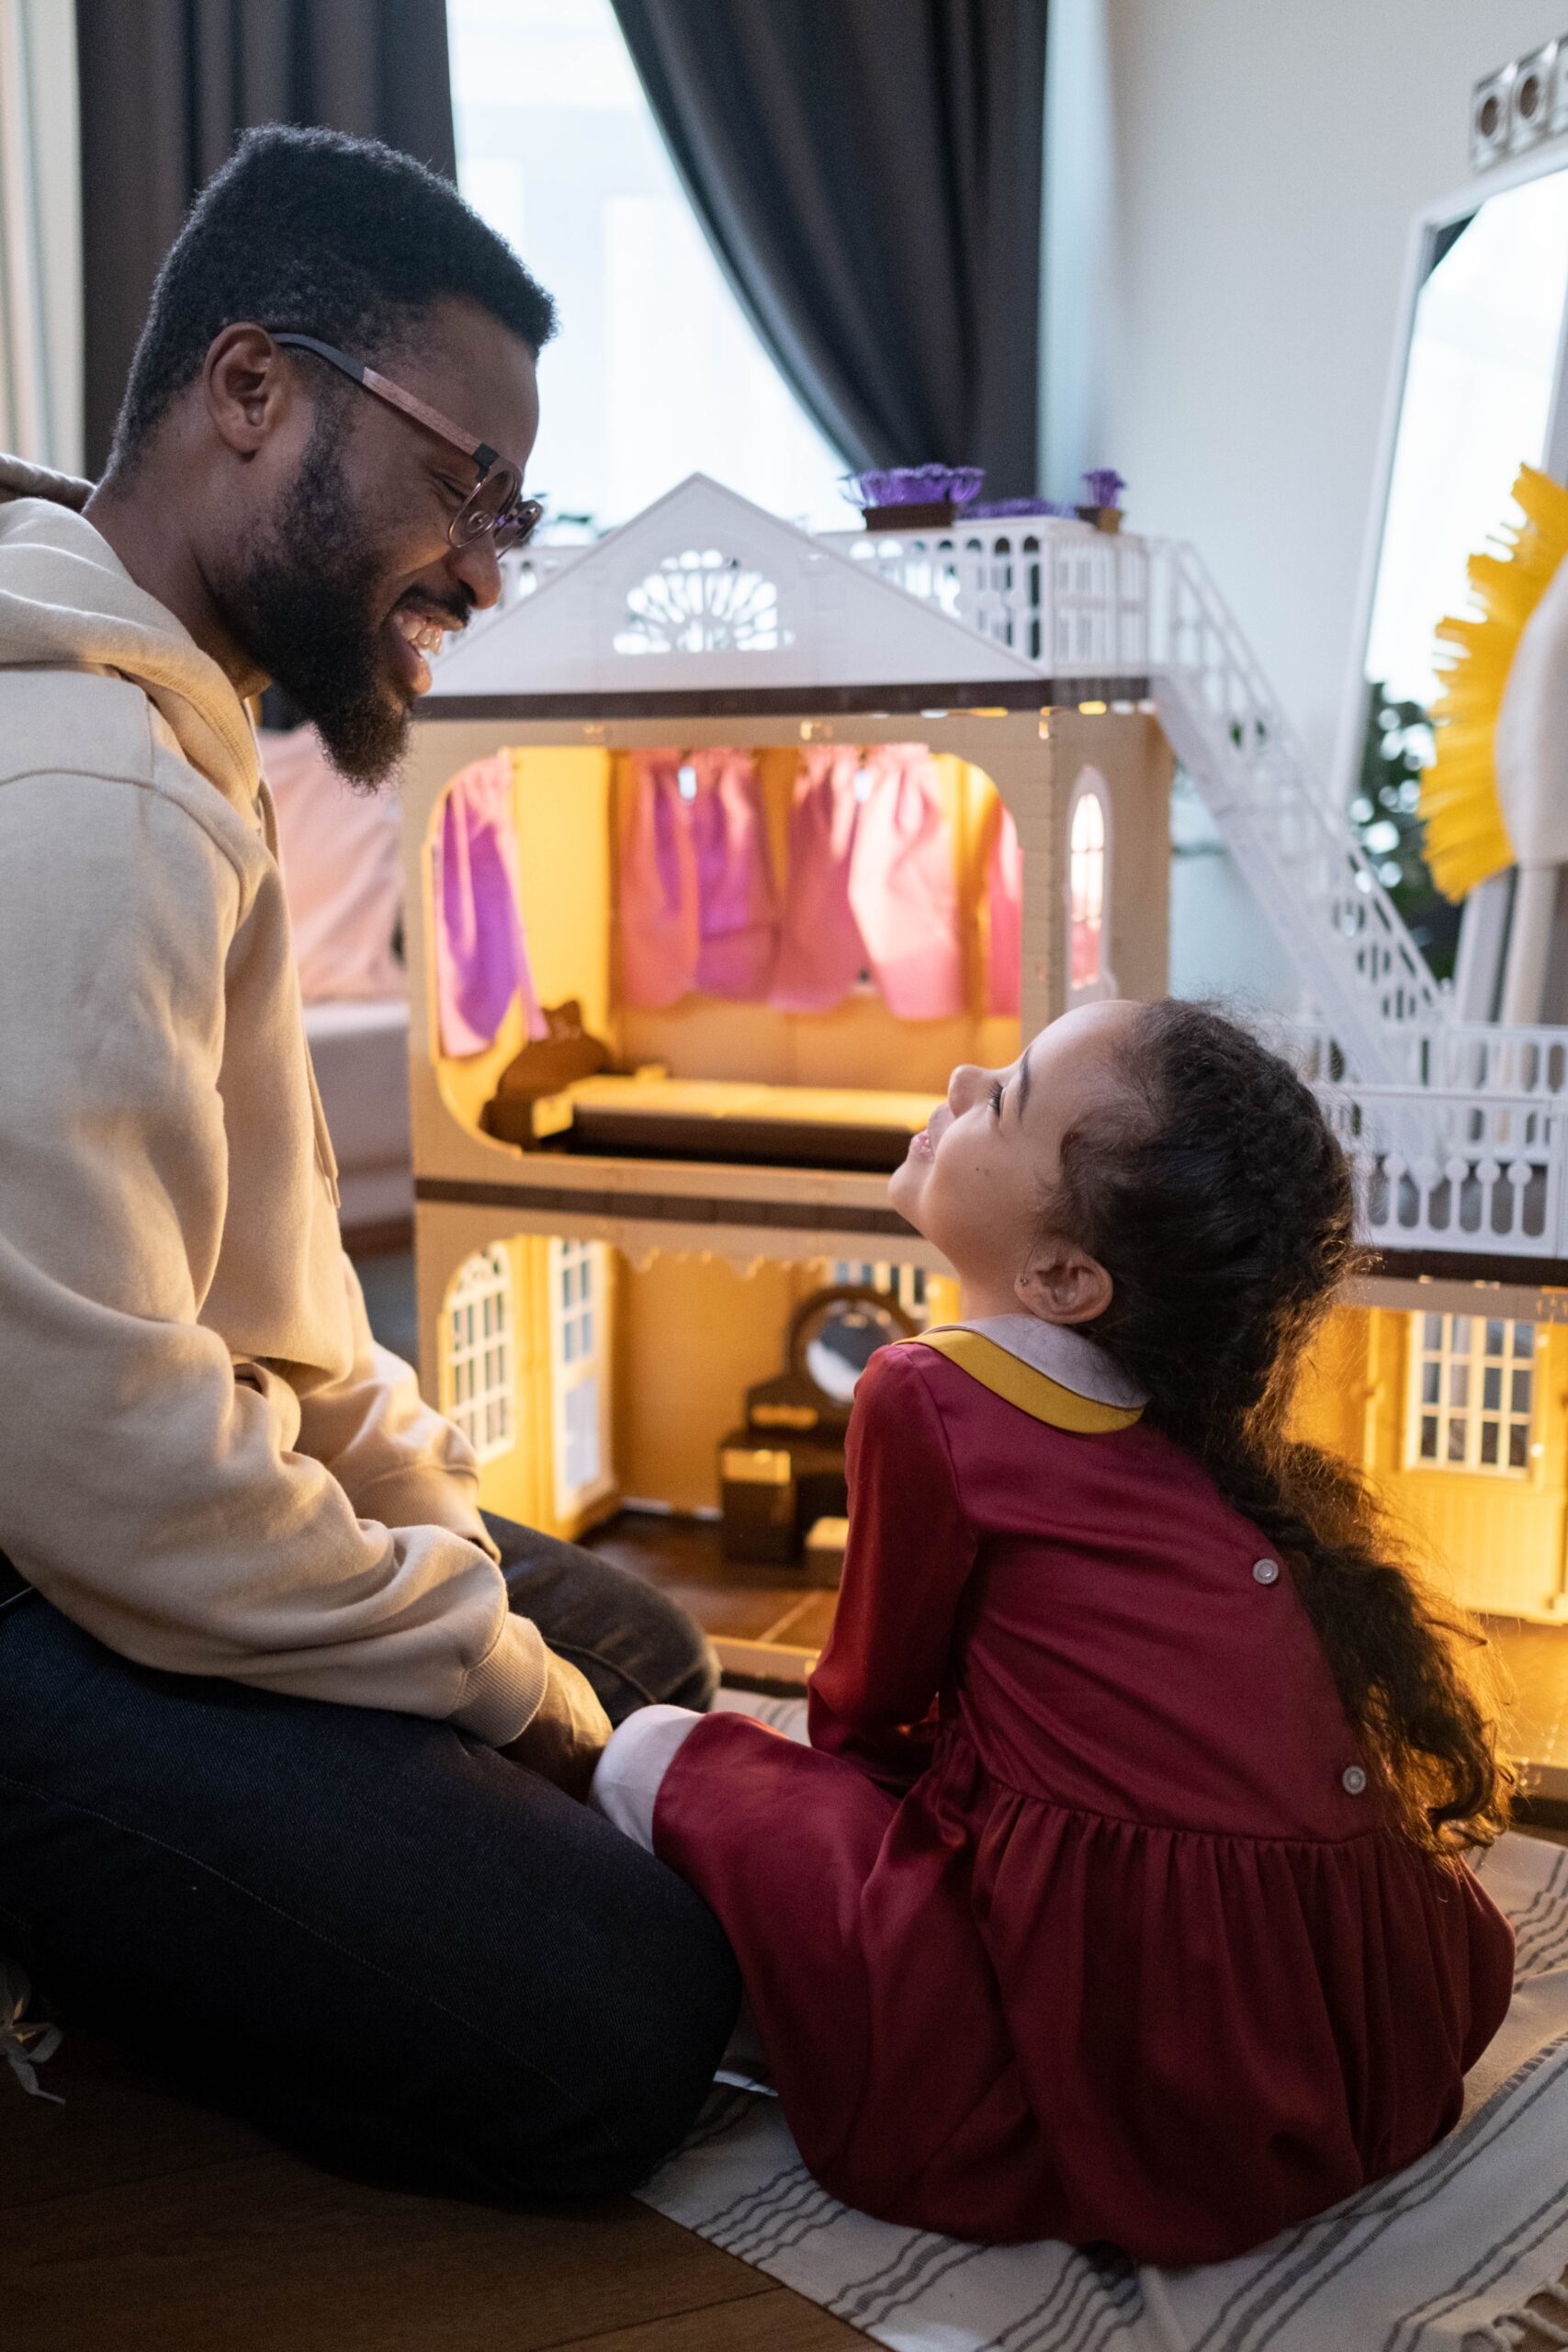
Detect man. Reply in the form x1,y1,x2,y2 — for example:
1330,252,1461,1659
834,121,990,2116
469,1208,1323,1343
0,127,738,2198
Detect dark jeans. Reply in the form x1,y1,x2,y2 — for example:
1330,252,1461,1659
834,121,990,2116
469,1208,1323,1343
0,1515,739,2201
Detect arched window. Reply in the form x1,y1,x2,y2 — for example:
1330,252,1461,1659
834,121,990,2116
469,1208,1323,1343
443,1246,515,1465
1067,773,1113,1002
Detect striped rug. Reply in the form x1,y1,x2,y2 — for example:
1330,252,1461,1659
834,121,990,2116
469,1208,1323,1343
640,1697,1568,2352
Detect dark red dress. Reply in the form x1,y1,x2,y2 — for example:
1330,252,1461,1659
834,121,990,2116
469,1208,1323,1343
653,1329,1515,2262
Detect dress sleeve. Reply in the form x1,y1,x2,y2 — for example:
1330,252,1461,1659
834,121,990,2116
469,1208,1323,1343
807,1343,976,1787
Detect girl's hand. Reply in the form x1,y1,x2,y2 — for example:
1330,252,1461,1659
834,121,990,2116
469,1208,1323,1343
500,1650,612,1800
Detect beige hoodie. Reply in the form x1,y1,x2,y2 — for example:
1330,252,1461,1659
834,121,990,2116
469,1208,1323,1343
0,468,547,1740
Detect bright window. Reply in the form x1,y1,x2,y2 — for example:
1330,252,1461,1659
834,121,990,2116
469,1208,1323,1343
448,0,848,530
445,1245,515,1464
830,1261,930,1326
550,1238,612,1515
1407,1312,1536,1476
1068,782,1107,994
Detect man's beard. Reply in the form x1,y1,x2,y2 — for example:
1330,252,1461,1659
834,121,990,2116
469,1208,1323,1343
225,424,409,787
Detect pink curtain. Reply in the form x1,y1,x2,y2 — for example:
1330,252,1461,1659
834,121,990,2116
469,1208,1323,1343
850,747,964,1020
987,800,1022,1017
618,752,701,1011
769,747,869,1012
770,746,964,1020
432,755,546,1057
691,751,780,998
620,751,778,1006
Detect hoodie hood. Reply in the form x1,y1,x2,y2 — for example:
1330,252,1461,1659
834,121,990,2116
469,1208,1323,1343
0,457,259,812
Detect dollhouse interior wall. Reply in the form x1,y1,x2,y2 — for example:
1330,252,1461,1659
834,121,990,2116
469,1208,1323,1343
403,707,1172,1537
408,707,1174,1141
418,1210,959,1540
1293,1306,1568,1624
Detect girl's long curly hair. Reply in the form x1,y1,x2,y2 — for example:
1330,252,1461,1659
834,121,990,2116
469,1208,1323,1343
1046,998,1513,1857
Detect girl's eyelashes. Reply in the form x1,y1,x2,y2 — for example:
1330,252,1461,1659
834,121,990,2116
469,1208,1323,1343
988,1079,1005,1117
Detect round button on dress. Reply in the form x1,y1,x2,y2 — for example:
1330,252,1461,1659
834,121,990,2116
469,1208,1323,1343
1252,1559,1280,1585
1342,1765,1368,1795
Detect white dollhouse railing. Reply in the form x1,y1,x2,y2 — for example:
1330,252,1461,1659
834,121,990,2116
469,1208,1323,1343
1317,1081,1566,1261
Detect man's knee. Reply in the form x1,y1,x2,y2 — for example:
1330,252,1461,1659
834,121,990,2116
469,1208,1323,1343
457,1897,740,2200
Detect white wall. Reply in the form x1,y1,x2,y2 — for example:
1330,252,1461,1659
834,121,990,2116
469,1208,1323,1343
1049,0,1567,782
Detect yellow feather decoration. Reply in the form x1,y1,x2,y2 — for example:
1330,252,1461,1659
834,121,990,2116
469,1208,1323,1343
1421,464,1568,901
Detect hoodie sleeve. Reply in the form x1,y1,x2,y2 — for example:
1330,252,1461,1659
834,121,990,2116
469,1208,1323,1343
293,1258,502,1565
0,770,546,1742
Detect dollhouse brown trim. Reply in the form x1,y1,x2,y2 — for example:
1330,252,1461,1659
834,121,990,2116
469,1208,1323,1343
413,678,1148,723
1370,1249,1568,1289
415,1175,916,1238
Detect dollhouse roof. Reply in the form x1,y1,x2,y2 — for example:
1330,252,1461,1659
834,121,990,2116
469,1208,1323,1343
424,472,1045,709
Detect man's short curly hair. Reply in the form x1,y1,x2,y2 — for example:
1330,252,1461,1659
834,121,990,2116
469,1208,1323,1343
110,124,556,470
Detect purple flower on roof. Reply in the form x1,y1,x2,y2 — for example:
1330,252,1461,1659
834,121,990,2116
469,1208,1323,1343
1082,468,1126,509
967,496,1074,519
842,464,986,511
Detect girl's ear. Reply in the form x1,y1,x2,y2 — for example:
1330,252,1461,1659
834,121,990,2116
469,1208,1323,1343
1015,1240,1112,1327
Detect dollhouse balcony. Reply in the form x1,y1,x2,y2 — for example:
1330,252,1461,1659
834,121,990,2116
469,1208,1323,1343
1292,1019,1568,1282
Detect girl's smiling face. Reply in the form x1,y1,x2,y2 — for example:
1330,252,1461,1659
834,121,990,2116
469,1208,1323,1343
889,1000,1138,1323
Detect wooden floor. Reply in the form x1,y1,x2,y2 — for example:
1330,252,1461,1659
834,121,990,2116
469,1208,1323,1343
2,2028,868,2352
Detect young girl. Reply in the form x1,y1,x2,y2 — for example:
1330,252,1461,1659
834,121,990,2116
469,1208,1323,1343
592,999,1516,2263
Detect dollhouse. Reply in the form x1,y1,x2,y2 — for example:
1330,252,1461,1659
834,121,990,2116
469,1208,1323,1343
401,471,1568,1754
402,477,1171,1563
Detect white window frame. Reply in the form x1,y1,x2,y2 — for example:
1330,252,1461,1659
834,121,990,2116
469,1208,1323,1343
1404,1310,1537,1477
444,1245,515,1465
1066,766,1115,1008
549,1238,615,1521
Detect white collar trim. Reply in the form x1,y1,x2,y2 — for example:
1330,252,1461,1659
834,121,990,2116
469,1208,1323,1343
926,1315,1147,1409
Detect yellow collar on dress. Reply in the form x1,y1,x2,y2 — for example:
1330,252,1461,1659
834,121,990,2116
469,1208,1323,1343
908,1321,1144,1433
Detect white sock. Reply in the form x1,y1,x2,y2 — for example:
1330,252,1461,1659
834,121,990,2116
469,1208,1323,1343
589,1702,703,1849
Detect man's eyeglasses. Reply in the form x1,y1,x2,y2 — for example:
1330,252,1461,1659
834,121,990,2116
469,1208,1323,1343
271,332,544,554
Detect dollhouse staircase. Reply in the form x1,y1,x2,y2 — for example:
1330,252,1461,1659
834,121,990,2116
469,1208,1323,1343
1147,538,1444,1078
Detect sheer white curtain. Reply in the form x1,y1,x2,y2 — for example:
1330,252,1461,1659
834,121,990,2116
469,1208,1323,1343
449,0,846,530
0,0,83,472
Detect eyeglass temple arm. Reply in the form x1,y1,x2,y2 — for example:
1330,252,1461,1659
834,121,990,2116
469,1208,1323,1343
272,331,499,477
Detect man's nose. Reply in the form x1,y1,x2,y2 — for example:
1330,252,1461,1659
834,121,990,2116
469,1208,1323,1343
447,529,503,613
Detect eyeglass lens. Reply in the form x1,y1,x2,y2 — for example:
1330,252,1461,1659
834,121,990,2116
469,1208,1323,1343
452,466,542,553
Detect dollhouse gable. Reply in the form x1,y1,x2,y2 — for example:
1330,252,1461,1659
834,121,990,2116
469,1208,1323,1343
427,473,1043,700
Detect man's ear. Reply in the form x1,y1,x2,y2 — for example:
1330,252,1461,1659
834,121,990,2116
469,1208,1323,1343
1015,1238,1112,1327
202,324,297,458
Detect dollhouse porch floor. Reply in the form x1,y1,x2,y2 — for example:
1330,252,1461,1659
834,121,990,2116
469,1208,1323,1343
582,1510,834,1688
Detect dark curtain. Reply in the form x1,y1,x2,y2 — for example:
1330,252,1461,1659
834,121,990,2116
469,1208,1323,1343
611,0,1047,498
76,0,457,475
